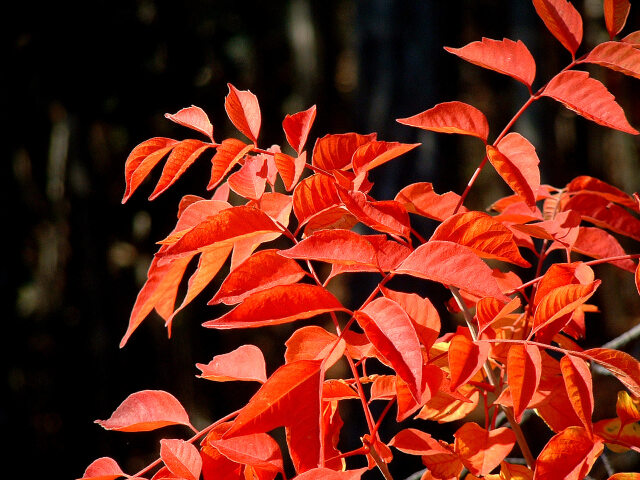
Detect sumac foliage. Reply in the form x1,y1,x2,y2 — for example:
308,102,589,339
81,2,640,479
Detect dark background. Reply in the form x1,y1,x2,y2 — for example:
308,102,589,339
5,1,640,478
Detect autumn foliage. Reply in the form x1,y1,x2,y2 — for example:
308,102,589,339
81,1,640,479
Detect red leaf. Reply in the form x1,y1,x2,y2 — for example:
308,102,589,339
583,348,640,397
453,423,516,476
476,296,521,335
203,284,345,329
285,326,345,368
534,426,603,480
356,297,423,400
430,210,530,267
311,132,377,171
561,355,595,436
636,263,640,296
541,71,638,134
570,227,636,272
583,41,640,80
223,359,323,473
95,390,193,432
395,240,508,301
351,140,420,175
283,105,316,154
160,439,202,480
208,432,284,475
338,190,411,239
293,174,343,228
210,249,306,305
227,155,268,200
397,101,489,142
395,182,466,221
604,0,631,39
566,175,639,212
225,84,261,144
563,192,640,241
486,132,540,208
532,0,583,57
623,31,640,45
122,137,178,203
165,105,214,141
389,427,447,455
444,37,536,87
275,151,306,191
513,209,581,248
158,206,281,261
79,457,125,480
507,343,542,422
448,334,490,391
292,468,367,480
207,138,254,190
197,344,267,383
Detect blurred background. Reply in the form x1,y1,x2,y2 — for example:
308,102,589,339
5,1,640,478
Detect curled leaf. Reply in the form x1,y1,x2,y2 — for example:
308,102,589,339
397,101,489,141
197,344,267,383
160,438,202,480
165,105,214,141
225,83,261,144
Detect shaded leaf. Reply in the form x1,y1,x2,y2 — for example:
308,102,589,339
311,132,377,171
541,71,638,134
507,343,542,422
583,41,640,80
445,37,536,87
534,426,603,480
583,348,640,397
532,0,583,56
454,423,516,476
160,439,202,480
95,390,193,432
225,84,261,144
395,182,466,221
566,175,639,211
197,344,267,383
570,227,636,272
448,334,490,391
79,457,125,480
165,105,214,141
207,138,254,190
604,0,631,39
203,284,346,329
616,390,640,427
283,105,316,154
397,101,489,141
563,192,640,241
623,31,640,45
561,355,594,436
122,137,178,203
431,210,530,267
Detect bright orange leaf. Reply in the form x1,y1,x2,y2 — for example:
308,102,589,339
453,423,516,476
197,344,267,383
397,101,489,141
225,83,261,144
283,105,316,154
507,343,542,422
165,105,214,141
448,334,490,391
560,354,594,436
160,438,202,480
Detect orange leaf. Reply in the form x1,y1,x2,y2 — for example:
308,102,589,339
395,182,466,221
570,227,636,272
95,390,193,432
275,151,306,191
122,137,178,203
541,71,638,134
636,263,640,296
338,189,411,239
395,364,444,421
79,457,125,480
534,426,603,480
623,30,640,45
225,83,261,144
207,138,254,190
431,210,530,267
608,474,640,480
197,344,267,383
203,284,345,329
563,192,640,241
532,0,583,56
416,382,480,423
279,229,378,267
311,132,377,171
583,348,640,397
160,439,202,480
357,297,423,400
292,173,343,228
210,249,305,305
445,37,536,87
604,0,631,39
476,296,521,335
583,41,640,80
507,343,542,422
395,240,507,301
351,140,420,175
566,175,640,212
487,132,540,208
397,101,489,141
283,105,316,154
165,105,214,141
227,155,268,200
292,467,368,480
616,390,640,427
560,355,594,436
207,432,284,475
327,235,412,279
535,378,585,433
448,334,490,391
285,326,345,369
223,359,323,473
453,423,516,476
389,427,447,455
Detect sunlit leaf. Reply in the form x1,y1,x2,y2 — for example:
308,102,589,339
292,467,368,480
532,0,583,56
583,348,640,397
534,426,603,480
279,229,378,267
122,137,178,203
395,182,466,221
616,390,640,427
225,83,261,144
560,355,594,436
275,151,306,191
285,326,345,369
293,174,343,228
79,457,126,480
283,105,316,154
165,105,214,141
563,192,640,241
208,432,284,475
207,138,254,190
197,344,267,383
566,175,640,211
338,189,411,238
507,343,542,422
397,101,489,141
351,140,420,175
312,132,377,171
453,423,516,476
448,334,490,391
583,41,640,80
160,439,202,480
227,155,268,200
476,297,521,335
568,227,636,272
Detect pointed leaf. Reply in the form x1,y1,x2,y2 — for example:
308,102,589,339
395,240,508,300
395,182,466,221
208,432,284,475
203,284,345,329
541,71,638,134
275,151,306,191
445,37,536,87
397,101,489,141
280,229,378,267
507,343,542,422
95,390,193,432
476,296,522,335
416,382,480,423
532,0,583,56
79,457,125,480
197,344,267,383
351,140,420,174
583,41,640,80
160,439,202,480
327,235,412,279
283,105,316,154
617,391,640,427
454,423,516,476
431,210,530,267
561,355,594,436
311,132,377,171
293,174,343,228
623,31,640,45
122,137,179,203
227,155,268,200
285,326,345,368
566,175,639,211
389,428,446,455
604,0,631,39
356,297,423,400
532,281,600,336
534,426,603,480
165,105,214,141
225,84,261,144
448,334,490,390
583,348,640,397
338,189,411,238
564,192,640,241
207,138,254,190
571,227,636,272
